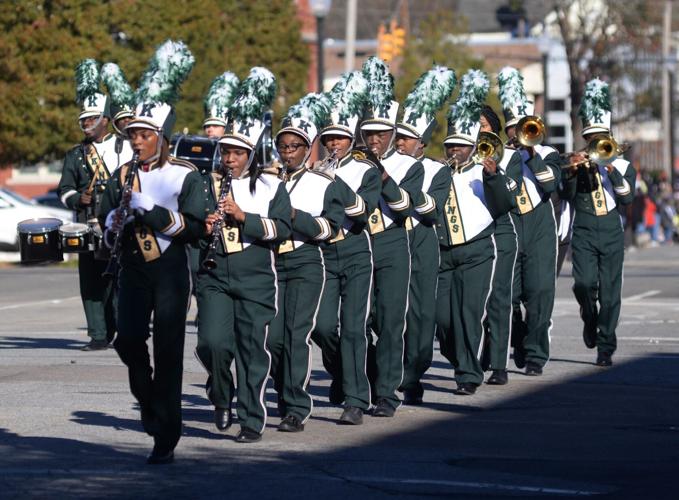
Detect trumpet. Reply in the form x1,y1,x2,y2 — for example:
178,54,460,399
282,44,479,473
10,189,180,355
472,131,504,164
314,149,339,175
515,115,545,147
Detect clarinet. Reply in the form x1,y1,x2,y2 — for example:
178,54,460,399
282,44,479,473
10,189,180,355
102,150,141,279
202,167,233,270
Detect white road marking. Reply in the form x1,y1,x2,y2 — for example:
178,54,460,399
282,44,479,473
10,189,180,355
0,296,79,311
623,290,660,302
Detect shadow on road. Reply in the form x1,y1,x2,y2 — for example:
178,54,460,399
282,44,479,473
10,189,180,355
0,354,676,498
0,336,85,350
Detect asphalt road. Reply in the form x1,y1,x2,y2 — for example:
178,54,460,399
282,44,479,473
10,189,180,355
0,246,678,499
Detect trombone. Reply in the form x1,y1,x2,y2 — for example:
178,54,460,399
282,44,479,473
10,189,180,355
472,131,504,164
515,115,545,147
561,133,630,170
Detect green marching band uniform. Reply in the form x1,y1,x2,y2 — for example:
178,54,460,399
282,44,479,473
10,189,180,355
562,79,635,367
58,59,133,350
189,72,241,314
267,93,345,432
436,70,514,395
98,41,204,464
477,104,522,385
310,72,382,423
311,71,382,424
395,66,456,403
194,68,293,443
360,57,425,416
497,67,561,376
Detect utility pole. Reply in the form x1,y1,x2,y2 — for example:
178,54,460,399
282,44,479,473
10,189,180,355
662,0,672,178
345,0,357,72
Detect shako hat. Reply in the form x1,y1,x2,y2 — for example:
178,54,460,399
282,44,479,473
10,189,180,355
321,71,369,140
126,39,195,141
579,78,611,136
100,62,134,132
360,57,399,131
203,71,240,128
276,92,332,147
397,65,456,144
497,66,534,130
444,69,489,146
219,67,277,151
76,59,110,120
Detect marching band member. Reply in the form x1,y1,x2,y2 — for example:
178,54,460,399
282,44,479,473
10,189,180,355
267,94,344,432
58,59,132,351
562,79,635,367
478,104,522,386
194,68,292,444
101,62,135,166
312,71,382,425
436,70,514,396
394,66,456,404
99,41,204,464
498,67,561,377
360,57,424,417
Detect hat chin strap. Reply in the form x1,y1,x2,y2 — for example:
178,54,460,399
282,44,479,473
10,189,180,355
142,129,164,166
79,114,104,134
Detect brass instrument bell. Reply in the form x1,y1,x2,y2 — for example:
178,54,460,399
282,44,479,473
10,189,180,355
515,115,545,147
472,131,504,164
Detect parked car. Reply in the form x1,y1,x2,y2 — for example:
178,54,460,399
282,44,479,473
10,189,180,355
33,188,67,210
0,188,73,250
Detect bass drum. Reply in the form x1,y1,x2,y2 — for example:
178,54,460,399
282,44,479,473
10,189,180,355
17,218,64,264
59,222,92,253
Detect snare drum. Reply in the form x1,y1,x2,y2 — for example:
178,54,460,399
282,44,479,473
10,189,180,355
59,222,93,253
17,218,64,264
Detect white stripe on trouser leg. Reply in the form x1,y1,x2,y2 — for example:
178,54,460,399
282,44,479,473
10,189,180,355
478,235,498,361
363,231,374,406
395,232,412,408
542,201,558,369
504,216,519,367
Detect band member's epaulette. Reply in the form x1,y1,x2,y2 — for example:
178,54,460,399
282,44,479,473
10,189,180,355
168,156,198,171
311,169,334,182
350,149,378,168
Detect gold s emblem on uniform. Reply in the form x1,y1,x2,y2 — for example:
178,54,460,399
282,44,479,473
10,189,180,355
221,222,243,254
405,216,413,231
592,171,609,216
328,227,345,243
278,239,296,254
515,182,534,214
121,165,161,262
368,208,386,234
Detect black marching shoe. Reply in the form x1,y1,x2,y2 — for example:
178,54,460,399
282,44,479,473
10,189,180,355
596,351,613,367
402,385,424,406
328,379,345,405
147,444,174,465
81,339,108,351
454,383,478,395
525,362,543,376
278,415,305,433
372,397,396,417
338,406,363,425
214,407,232,432
235,427,262,443
487,369,508,385
580,307,598,349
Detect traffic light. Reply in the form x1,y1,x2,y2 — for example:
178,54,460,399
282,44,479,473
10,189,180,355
377,23,394,62
390,19,406,57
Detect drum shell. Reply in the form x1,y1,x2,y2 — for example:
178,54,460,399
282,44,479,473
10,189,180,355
59,223,93,254
17,218,64,264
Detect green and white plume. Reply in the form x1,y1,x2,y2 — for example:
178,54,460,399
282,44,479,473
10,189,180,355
579,78,610,123
231,67,276,122
497,66,527,113
404,65,457,121
204,71,240,119
329,71,369,122
135,39,195,105
362,56,394,112
287,93,332,131
448,69,489,126
75,58,100,103
101,63,134,110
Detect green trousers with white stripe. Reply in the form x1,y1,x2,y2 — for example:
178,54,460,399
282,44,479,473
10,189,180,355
511,201,557,367
196,245,277,434
268,245,324,422
79,252,116,342
368,226,410,409
571,209,624,355
313,232,373,410
436,235,495,386
402,223,439,392
483,214,517,371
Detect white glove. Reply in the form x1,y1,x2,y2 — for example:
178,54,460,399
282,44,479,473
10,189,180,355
130,191,155,213
104,209,134,231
